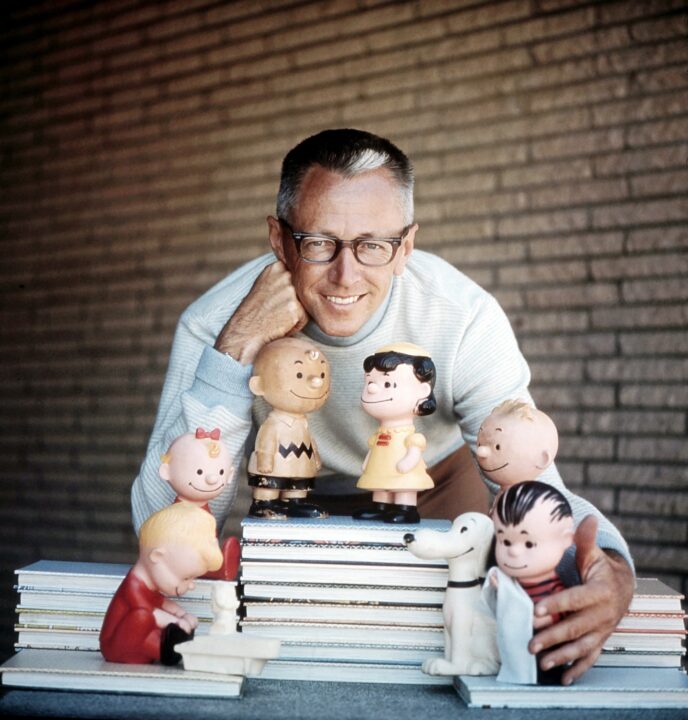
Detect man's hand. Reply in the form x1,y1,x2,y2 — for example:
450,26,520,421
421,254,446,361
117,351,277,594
529,515,635,685
214,261,307,364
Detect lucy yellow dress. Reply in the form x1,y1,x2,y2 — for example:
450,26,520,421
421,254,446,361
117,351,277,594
357,425,434,491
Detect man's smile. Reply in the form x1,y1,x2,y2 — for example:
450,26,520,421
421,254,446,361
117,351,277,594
325,294,362,306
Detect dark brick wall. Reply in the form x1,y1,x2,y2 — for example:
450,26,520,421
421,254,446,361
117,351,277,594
1,0,686,659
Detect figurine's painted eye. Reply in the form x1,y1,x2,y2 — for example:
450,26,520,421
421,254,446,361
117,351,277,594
384,381,391,388
219,469,225,475
196,469,203,475
393,382,397,388
460,526,467,533
321,372,325,378
296,372,303,378
495,444,501,450
503,539,512,546
525,541,535,549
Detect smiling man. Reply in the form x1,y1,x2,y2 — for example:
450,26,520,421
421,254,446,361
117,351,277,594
131,128,634,684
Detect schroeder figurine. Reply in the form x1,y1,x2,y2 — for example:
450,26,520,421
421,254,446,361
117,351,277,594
99,502,223,665
247,337,330,519
482,480,575,685
475,399,558,489
159,427,240,580
353,342,436,524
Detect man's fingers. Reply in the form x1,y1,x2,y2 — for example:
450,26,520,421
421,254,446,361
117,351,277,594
573,514,599,576
536,626,603,669
561,647,601,686
534,582,597,620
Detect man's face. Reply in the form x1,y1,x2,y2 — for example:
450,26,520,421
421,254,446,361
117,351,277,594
268,166,416,337
493,498,573,584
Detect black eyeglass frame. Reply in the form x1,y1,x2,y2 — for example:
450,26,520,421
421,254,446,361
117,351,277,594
278,218,413,266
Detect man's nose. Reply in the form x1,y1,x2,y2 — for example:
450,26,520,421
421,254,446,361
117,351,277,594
328,245,360,285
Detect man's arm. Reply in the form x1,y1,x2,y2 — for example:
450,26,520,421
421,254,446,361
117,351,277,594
131,259,307,532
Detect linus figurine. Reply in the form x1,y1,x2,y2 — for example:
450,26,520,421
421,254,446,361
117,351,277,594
159,428,240,580
475,399,559,488
247,337,331,519
482,480,575,685
100,502,223,665
353,342,437,524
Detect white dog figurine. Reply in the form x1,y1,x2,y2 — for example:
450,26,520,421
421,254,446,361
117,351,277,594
404,512,499,676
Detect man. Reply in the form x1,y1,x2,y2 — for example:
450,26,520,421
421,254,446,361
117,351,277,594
131,128,634,683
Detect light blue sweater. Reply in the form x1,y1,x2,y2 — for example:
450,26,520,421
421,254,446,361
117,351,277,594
130,250,632,572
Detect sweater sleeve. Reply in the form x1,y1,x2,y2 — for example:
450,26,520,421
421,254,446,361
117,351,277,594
130,314,255,534
452,294,633,571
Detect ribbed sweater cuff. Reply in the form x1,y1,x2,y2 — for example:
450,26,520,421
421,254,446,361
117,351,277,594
190,345,254,416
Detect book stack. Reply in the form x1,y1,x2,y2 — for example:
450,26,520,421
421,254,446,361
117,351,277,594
238,515,453,685
4,560,242,697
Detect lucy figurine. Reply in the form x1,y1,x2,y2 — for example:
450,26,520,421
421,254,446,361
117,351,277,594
475,399,558,489
247,337,331,519
482,480,575,685
404,512,499,676
100,502,223,665
159,428,240,580
353,342,436,524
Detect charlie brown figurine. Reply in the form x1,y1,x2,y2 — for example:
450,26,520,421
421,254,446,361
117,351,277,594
475,399,559,489
353,342,437,524
159,428,239,580
100,502,223,665
247,337,330,519
482,480,575,685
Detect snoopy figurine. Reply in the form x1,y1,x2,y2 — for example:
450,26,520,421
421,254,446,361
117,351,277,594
404,512,499,676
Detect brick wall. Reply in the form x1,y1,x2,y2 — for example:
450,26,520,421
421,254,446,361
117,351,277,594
1,0,686,658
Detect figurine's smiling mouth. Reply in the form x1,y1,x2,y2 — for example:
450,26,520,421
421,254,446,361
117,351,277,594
290,390,327,400
480,462,509,473
188,483,224,493
361,397,393,404
504,563,527,569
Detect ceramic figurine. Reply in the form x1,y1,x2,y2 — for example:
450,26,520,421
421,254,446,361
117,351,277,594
404,512,499,676
482,480,575,685
247,337,331,519
353,342,436,524
209,582,240,635
159,428,240,580
475,399,558,488
100,502,223,665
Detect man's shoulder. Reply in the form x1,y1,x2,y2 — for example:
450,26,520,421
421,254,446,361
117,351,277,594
405,250,493,307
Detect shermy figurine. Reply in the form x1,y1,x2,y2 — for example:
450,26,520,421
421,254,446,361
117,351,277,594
247,337,330,519
159,427,240,580
354,342,436,524
99,502,222,665
404,512,498,676
475,399,558,489
482,480,575,685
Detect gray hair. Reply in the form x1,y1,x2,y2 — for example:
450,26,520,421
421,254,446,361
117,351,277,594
276,129,414,225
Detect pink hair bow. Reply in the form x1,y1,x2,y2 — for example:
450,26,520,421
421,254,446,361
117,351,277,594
195,427,221,440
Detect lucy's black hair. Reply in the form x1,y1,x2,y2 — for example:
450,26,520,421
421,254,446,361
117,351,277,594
363,350,436,416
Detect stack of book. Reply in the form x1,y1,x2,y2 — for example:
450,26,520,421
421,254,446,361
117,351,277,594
239,515,453,685
239,516,687,682
5,560,242,697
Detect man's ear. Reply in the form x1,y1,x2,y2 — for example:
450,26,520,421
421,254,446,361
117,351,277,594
249,375,265,396
267,215,287,264
393,222,417,277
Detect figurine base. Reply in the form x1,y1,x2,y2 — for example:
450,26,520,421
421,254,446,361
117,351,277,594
176,634,281,677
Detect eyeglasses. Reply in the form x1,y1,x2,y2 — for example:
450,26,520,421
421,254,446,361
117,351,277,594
279,219,412,267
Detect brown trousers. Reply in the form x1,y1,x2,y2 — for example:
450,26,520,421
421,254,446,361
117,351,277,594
310,444,490,520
